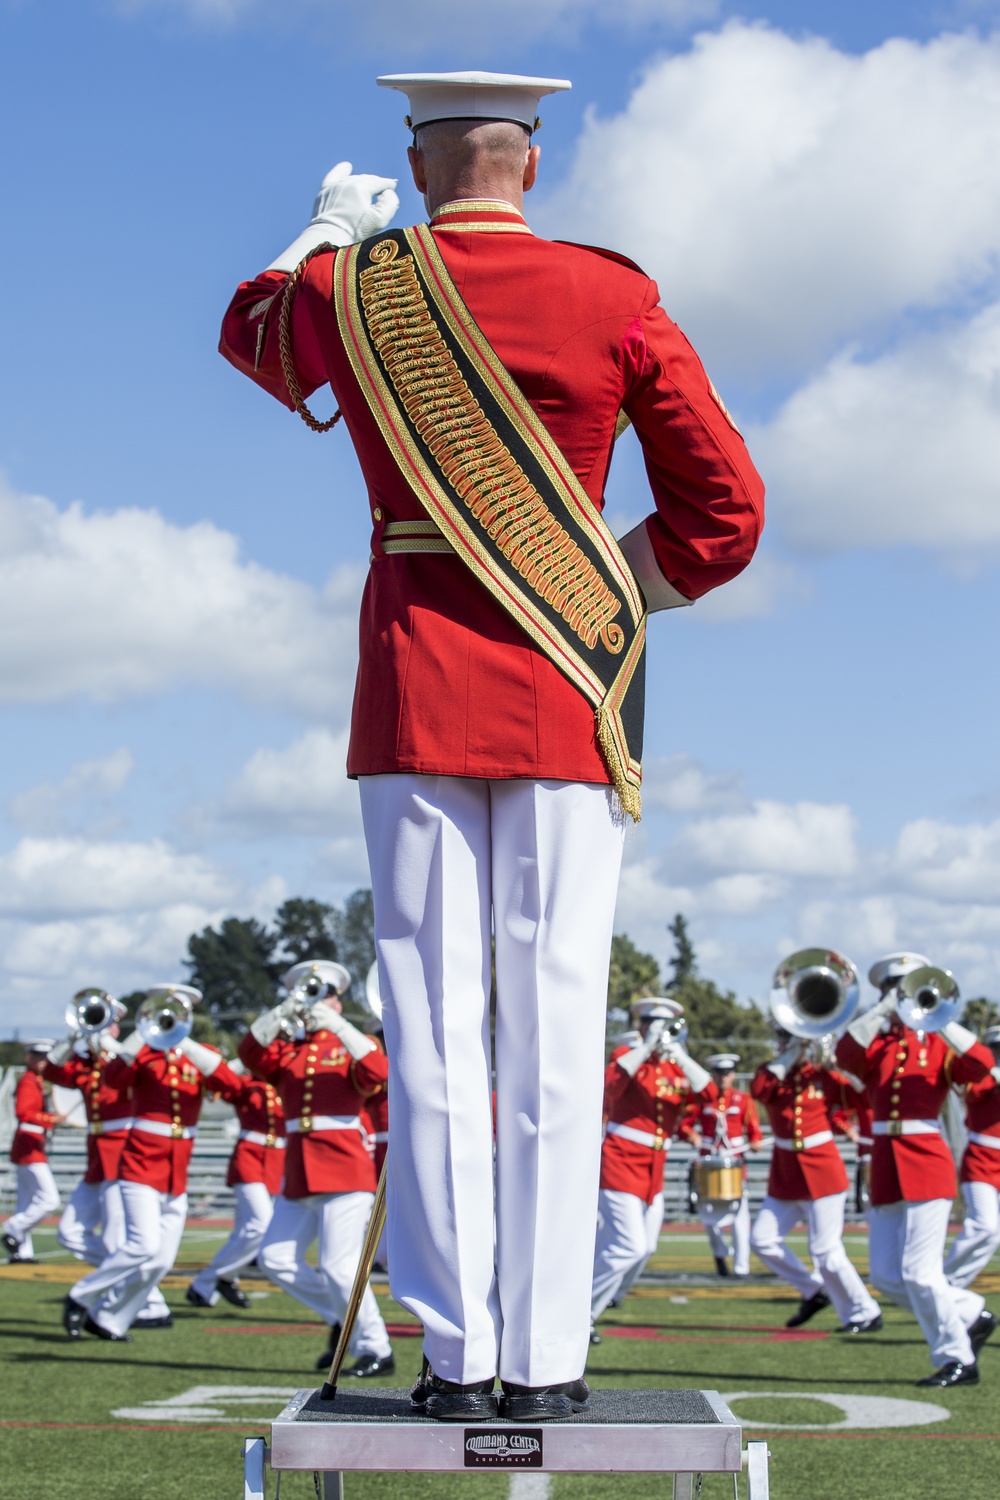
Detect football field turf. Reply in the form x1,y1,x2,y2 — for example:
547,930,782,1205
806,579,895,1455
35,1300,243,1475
1,1223,997,1500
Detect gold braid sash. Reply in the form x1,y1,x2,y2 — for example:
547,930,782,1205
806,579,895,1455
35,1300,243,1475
332,225,647,820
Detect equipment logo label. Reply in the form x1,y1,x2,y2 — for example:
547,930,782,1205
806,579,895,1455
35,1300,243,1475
464,1429,543,1466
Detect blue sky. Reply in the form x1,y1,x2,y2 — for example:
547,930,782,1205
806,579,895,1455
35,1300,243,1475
2,0,1000,1030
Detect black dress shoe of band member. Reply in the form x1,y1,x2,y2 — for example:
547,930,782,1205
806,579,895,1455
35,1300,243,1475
499,1378,590,1422
3,1232,21,1261
840,1314,883,1335
416,1369,498,1421
134,1313,174,1330
917,1359,979,1387
83,1314,132,1343
785,1290,831,1328
589,1323,602,1345
714,1256,730,1278
63,1295,87,1340
216,1279,251,1309
314,1323,343,1373
185,1285,214,1309
343,1352,396,1379
967,1310,998,1356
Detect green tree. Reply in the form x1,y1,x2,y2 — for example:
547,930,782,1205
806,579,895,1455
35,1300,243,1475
667,912,697,984
273,898,340,965
185,916,280,1027
331,888,377,1015
667,913,771,1070
960,997,1000,1036
607,933,661,1011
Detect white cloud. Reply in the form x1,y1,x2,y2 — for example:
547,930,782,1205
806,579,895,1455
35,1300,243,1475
223,727,362,836
672,799,859,879
643,753,744,815
7,750,135,836
539,24,1000,376
0,836,236,919
0,475,363,714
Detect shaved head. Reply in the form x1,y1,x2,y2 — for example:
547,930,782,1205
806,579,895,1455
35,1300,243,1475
408,118,540,216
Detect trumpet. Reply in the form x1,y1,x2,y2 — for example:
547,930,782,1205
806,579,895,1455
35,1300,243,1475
896,965,960,1034
282,960,352,1023
64,988,124,1043
136,984,200,1052
770,948,860,1041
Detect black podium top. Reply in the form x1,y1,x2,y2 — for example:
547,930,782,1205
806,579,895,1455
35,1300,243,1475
294,1388,721,1426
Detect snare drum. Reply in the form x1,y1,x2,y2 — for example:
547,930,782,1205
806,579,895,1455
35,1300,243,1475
694,1154,744,1206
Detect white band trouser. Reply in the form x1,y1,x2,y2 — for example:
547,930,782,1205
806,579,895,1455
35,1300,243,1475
190,1182,276,1303
360,774,625,1386
70,1180,188,1337
58,1179,126,1265
591,1189,664,1318
3,1162,60,1256
258,1191,391,1358
944,1181,1000,1290
700,1195,751,1275
750,1192,880,1326
869,1198,984,1367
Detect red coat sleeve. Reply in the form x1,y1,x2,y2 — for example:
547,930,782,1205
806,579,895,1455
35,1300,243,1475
351,1042,389,1095
220,263,332,409
15,1073,59,1127
203,1057,245,1104
743,1096,764,1146
750,1066,779,1105
834,1032,872,1082
237,1031,285,1082
950,1040,995,1087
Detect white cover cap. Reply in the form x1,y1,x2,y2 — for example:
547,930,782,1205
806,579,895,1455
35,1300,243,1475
145,983,202,1007
24,1037,56,1054
868,952,931,989
282,959,352,997
377,71,571,132
630,997,683,1023
706,1052,741,1071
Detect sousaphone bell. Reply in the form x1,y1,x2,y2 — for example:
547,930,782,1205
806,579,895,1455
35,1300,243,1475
896,965,960,1034
136,984,200,1051
770,948,860,1041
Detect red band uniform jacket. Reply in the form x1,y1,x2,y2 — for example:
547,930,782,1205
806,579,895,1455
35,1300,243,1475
362,1085,389,1178
220,203,764,784
960,1072,1000,1190
682,1084,762,1180
104,1046,242,1198
601,1045,709,1205
228,1077,286,1196
10,1071,59,1166
837,1023,994,1204
752,1061,863,1201
43,1052,133,1184
238,1029,388,1199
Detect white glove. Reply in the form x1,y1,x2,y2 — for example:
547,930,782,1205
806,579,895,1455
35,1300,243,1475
766,1040,807,1081
846,993,897,1050
617,522,693,614
178,1037,222,1076
939,1021,980,1057
250,999,297,1047
617,1019,665,1078
662,1043,711,1093
306,1004,375,1061
47,1037,76,1066
110,1029,145,1063
266,162,399,272
991,1066,1000,1086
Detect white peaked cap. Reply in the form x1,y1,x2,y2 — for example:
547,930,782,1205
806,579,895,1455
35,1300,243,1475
983,1025,1000,1047
377,71,571,132
631,997,683,1023
146,983,202,1007
282,959,352,996
868,952,931,989
707,1053,741,1071
24,1037,56,1053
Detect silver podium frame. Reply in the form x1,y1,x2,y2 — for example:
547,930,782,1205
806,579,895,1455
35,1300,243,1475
243,1388,769,1500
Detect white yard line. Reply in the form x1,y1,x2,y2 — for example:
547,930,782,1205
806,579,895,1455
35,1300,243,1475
509,1474,552,1500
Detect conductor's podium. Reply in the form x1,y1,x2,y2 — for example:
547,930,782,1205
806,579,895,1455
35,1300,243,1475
243,1388,770,1500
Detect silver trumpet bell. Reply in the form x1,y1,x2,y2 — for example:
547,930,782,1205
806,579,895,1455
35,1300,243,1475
770,948,860,1041
896,965,960,1034
64,987,122,1038
136,984,199,1051
364,961,384,1024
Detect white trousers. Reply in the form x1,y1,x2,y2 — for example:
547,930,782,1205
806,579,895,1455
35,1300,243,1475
701,1194,751,1275
191,1181,275,1303
259,1191,391,1358
70,1180,187,1337
591,1188,664,1318
944,1181,1000,1289
360,774,625,1386
58,1179,169,1320
750,1192,879,1326
870,1199,984,1367
3,1162,60,1256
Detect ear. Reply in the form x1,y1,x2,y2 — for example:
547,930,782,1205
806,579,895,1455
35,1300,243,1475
523,143,541,193
407,144,427,194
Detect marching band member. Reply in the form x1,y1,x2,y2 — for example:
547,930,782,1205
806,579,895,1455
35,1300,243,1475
2,1041,62,1263
238,961,395,1378
836,953,997,1386
62,986,241,1341
750,1032,882,1333
683,1052,762,1277
591,1000,711,1336
221,68,762,1420
187,1060,286,1309
945,1024,1000,1290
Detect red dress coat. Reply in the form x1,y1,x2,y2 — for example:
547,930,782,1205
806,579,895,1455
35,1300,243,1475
227,1078,286,1195
43,1051,133,1184
220,201,764,783
600,1046,708,1205
836,1022,993,1205
105,1046,242,1197
363,1086,389,1178
682,1084,762,1179
238,1029,388,1200
752,1061,861,1201
9,1071,58,1166
959,1073,1000,1189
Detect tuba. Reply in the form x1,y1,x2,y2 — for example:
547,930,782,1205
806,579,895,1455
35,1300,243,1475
136,984,200,1051
896,965,960,1034
65,988,123,1042
769,948,860,1041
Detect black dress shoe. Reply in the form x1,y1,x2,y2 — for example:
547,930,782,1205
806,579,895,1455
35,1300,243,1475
133,1313,174,1330
314,1323,342,1373
715,1256,730,1277
785,1290,831,1328
63,1295,87,1340
589,1323,602,1345
840,1314,883,1335
343,1352,396,1379
3,1232,21,1260
499,1378,590,1422
83,1314,132,1342
917,1360,979,1387
410,1355,432,1409
968,1310,998,1356
216,1279,251,1309
421,1369,498,1421
185,1286,213,1309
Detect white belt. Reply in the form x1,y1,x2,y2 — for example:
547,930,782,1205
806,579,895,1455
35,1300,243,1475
773,1130,834,1151
90,1117,133,1135
239,1129,287,1149
703,1137,745,1154
286,1114,362,1135
606,1121,668,1151
17,1123,46,1136
370,1131,389,1143
133,1117,198,1140
872,1119,939,1138
968,1131,1000,1150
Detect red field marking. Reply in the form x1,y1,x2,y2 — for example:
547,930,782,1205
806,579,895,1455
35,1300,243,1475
600,1325,829,1344
204,1321,422,1336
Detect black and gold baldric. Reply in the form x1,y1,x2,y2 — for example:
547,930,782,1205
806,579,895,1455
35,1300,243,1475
333,224,647,820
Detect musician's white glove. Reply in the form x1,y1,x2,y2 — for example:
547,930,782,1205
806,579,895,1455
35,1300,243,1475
846,993,897,1050
108,1029,145,1063
766,1039,807,1081
617,1019,665,1078
939,1022,980,1057
662,1043,711,1094
991,1066,1000,1087
250,998,298,1047
306,1004,375,1060
266,162,399,272
47,1037,76,1066
617,522,694,614
178,1037,223,1077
